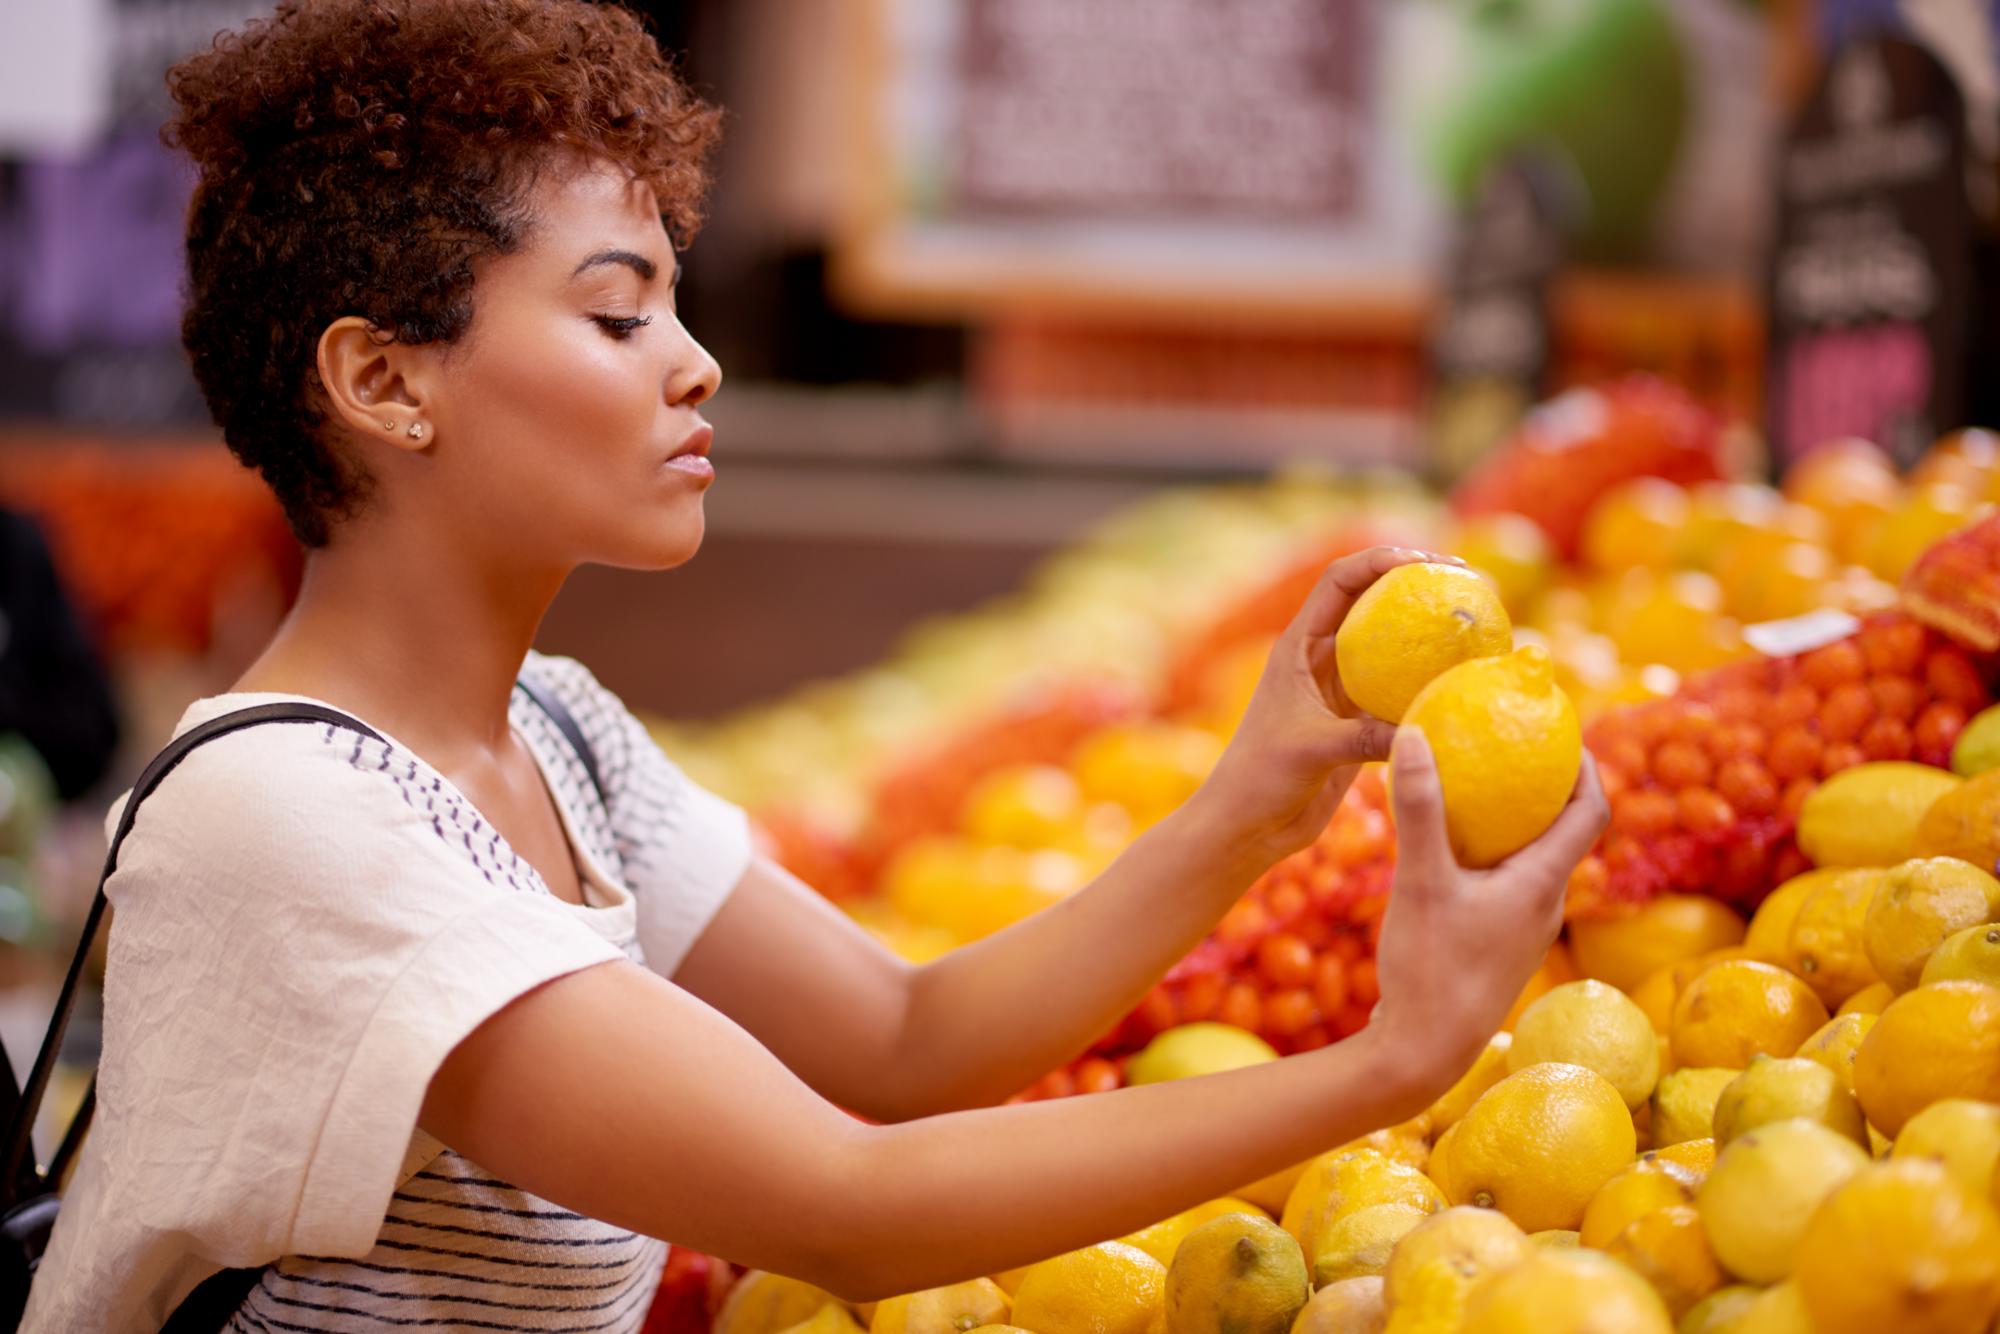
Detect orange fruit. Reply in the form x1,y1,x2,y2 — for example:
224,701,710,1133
1581,477,1691,571
1852,981,2000,1137
1669,959,1830,1069
1569,895,1747,994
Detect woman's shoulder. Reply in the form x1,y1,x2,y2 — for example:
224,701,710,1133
105,692,507,892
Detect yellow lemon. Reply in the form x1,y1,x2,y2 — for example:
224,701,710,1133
1695,1118,1872,1283
1398,646,1580,867
1602,1204,1723,1320
1582,476,1691,571
1237,1123,1428,1219
1121,1198,1271,1268
1711,1055,1867,1148
1913,768,2000,869
1011,1242,1166,1334
781,1308,867,1334
1745,872,1832,964
1784,866,1882,1007
1164,1214,1309,1334
1792,1013,1877,1098
1669,960,1829,1070
1578,1159,1698,1249
1235,1161,1311,1218
1307,1203,1429,1288
1920,922,2000,987
1279,1149,1445,1252
1722,1279,1814,1334
1287,1278,1383,1334
1454,512,1554,616
1383,1205,1529,1306
1863,856,2000,991
1891,1098,2000,1200
1853,981,2000,1136
1460,1247,1672,1334
1952,702,2000,776
1643,1137,1717,1180
1629,966,1680,1035
1799,763,1963,867
1423,1032,1513,1132
1379,1206,1528,1334
961,764,1083,847
1127,1024,1278,1085
1864,481,1981,580
1569,896,1747,995
1509,979,1661,1111
1795,1159,2000,1334
1836,980,1893,1015
718,1273,849,1334
989,1271,1030,1298
1334,563,1512,724
1528,1229,1579,1248
1071,723,1224,826
1433,1062,1636,1232
1676,1285,1759,1334
870,1281,1011,1334
1650,1069,1737,1148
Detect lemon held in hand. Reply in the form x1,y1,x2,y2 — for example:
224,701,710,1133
1395,646,1581,868
1333,561,1511,724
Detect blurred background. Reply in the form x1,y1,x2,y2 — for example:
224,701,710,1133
4,0,2000,1153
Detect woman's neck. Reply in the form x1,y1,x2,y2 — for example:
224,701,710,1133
232,522,569,769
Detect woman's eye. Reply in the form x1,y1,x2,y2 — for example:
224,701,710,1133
592,314,653,339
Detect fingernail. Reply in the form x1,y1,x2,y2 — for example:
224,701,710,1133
1393,727,1432,771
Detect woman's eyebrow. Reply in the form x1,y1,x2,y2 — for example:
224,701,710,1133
571,247,657,281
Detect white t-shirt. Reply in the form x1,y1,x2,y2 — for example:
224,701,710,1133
23,652,754,1333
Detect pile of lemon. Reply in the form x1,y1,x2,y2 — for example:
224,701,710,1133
719,827,2000,1334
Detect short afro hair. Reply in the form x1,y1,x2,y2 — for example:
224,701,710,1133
163,0,722,546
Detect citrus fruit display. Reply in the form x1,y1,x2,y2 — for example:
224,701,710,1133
637,391,2000,1331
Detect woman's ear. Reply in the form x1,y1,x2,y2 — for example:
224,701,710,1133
316,316,438,452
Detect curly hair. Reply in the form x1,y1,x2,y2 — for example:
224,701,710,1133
162,0,722,546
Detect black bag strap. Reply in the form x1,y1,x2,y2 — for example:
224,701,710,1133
512,673,606,809
0,703,382,1207
0,675,603,1328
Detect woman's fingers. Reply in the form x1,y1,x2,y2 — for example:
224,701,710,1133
1336,716,1398,765
1291,547,1445,644
1388,727,1455,888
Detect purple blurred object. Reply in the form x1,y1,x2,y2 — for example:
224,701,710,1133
9,128,194,352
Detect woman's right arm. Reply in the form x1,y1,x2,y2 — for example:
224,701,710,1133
419,729,1607,1302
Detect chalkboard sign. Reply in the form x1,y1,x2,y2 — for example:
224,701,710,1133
1426,154,1576,479
1767,36,1974,470
954,0,1366,219
835,0,1438,326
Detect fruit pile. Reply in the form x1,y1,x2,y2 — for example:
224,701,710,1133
1569,614,1993,916
641,386,2000,1334
705,837,2000,1334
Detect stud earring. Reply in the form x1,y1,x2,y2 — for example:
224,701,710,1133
407,422,425,440
381,419,395,431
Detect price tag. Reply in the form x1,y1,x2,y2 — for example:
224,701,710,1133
1743,609,1864,657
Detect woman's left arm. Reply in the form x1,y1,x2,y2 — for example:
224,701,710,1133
672,545,1454,1121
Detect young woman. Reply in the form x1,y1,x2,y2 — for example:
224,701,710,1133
23,1,1607,1329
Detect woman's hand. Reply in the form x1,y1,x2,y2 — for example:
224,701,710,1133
1370,728,1610,1087
1196,545,1465,864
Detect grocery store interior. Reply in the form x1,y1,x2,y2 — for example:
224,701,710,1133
7,0,2000,1329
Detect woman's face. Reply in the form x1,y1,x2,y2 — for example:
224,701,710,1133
417,155,722,573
